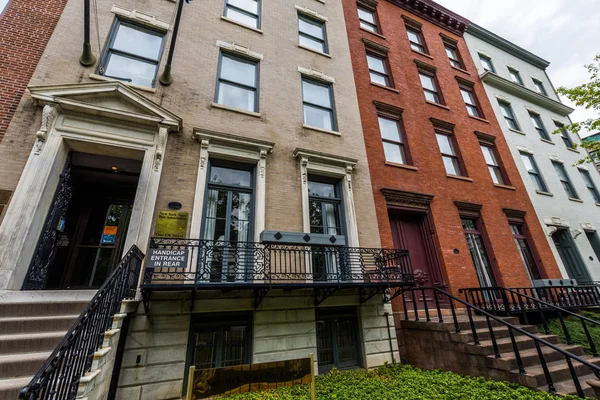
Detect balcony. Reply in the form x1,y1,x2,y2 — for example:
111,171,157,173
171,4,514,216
141,238,414,310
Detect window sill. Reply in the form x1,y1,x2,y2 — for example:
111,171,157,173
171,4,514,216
303,124,341,136
569,197,584,203
451,65,470,75
370,82,399,93
536,190,554,197
494,183,516,191
447,174,472,182
211,102,262,118
385,162,417,171
89,73,156,93
468,115,489,124
220,16,263,34
297,44,331,58
360,27,386,40
426,101,450,111
509,128,526,135
411,49,433,60
567,147,580,154
540,138,555,145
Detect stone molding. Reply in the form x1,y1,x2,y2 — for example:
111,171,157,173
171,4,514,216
381,188,434,210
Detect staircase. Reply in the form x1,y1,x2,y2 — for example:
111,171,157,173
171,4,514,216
0,291,94,400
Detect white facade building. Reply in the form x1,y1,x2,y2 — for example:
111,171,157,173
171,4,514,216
465,24,600,284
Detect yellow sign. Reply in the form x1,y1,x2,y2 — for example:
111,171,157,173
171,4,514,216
154,211,189,238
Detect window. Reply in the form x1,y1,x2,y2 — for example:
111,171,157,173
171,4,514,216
406,27,427,54
553,162,579,199
510,223,542,281
298,14,328,54
529,112,550,140
498,101,520,130
302,78,336,131
520,152,547,192
445,45,463,69
555,122,575,149
436,133,463,176
580,169,600,202
379,116,408,164
419,71,442,104
216,53,259,112
533,78,548,96
367,53,391,87
479,54,495,73
508,67,523,85
308,178,343,235
99,19,165,87
460,86,482,118
480,144,505,185
586,231,600,263
358,7,379,33
224,0,260,29
316,308,361,374
461,218,497,287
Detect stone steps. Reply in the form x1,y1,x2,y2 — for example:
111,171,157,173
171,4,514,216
0,314,78,334
0,351,51,379
488,343,585,370
0,376,32,400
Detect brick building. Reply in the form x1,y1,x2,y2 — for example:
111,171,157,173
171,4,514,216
341,0,563,307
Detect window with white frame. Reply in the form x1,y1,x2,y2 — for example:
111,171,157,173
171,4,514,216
367,53,391,87
357,6,379,33
520,152,547,192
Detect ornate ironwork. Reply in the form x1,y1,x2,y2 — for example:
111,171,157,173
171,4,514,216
19,246,144,400
22,158,73,290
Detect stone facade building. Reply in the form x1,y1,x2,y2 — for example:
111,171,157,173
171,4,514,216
464,24,600,283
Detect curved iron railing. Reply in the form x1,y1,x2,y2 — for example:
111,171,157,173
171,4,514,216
402,287,600,398
19,245,144,400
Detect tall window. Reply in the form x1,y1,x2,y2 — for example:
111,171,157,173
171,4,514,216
406,26,427,54
379,116,408,165
190,315,251,369
302,78,336,131
520,152,547,192
510,223,542,281
224,0,260,29
99,19,166,87
529,112,550,140
445,44,463,69
480,144,505,185
308,178,343,236
367,53,391,87
462,218,497,287
552,162,579,199
532,78,548,96
216,53,259,112
436,133,463,176
357,7,379,33
580,169,600,202
298,14,328,54
508,67,523,85
419,71,442,104
498,101,520,131
460,86,482,118
479,54,495,73
555,122,575,149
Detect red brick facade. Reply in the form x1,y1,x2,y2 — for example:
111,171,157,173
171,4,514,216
0,0,67,141
342,0,561,299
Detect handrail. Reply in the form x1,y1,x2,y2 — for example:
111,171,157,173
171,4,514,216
401,287,600,398
19,245,145,400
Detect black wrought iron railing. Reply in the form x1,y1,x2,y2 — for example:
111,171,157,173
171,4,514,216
142,238,413,287
19,246,144,400
401,287,600,398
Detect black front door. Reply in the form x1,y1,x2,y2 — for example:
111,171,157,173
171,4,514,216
316,308,361,374
553,229,591,284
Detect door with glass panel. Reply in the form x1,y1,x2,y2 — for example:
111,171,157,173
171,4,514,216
202,163,253,282
316,308,361,374
308,178,345,281
190,316,250,370
462,218,498,288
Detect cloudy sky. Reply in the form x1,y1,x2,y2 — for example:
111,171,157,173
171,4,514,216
435,0,600,136
0,0,7,14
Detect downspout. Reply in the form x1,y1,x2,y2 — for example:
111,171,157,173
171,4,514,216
384,312,396,363
79,0,96,66
159,0,185,86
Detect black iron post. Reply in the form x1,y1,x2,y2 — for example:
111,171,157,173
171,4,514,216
79,0,96,66
159,0,185,86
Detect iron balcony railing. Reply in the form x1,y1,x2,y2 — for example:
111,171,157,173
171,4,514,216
142,238,414,287
19,246,144,400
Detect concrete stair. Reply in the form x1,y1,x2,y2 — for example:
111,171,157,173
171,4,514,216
399,313,600,398
0,290,94,400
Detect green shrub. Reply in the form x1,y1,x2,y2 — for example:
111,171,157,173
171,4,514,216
221,364,586,400
543,310,600,355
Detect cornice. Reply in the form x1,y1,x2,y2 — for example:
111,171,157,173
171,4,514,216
386,0,469,36
466,24,549,69
480,71,574,117
381,188,434,209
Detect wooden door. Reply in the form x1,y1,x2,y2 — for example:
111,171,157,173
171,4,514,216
553,229,591,284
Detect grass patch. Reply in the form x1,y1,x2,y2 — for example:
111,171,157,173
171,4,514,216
542,310,600,355
221,364,586,400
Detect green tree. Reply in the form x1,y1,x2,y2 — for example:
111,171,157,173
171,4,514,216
555,54,600,165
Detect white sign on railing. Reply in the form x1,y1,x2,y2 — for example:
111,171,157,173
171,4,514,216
147,248,189,269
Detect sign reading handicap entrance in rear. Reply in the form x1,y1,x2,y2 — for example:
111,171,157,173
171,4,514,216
147,248,189,269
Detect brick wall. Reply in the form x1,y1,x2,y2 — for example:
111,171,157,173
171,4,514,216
341,0,561,299
0,0,68,141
